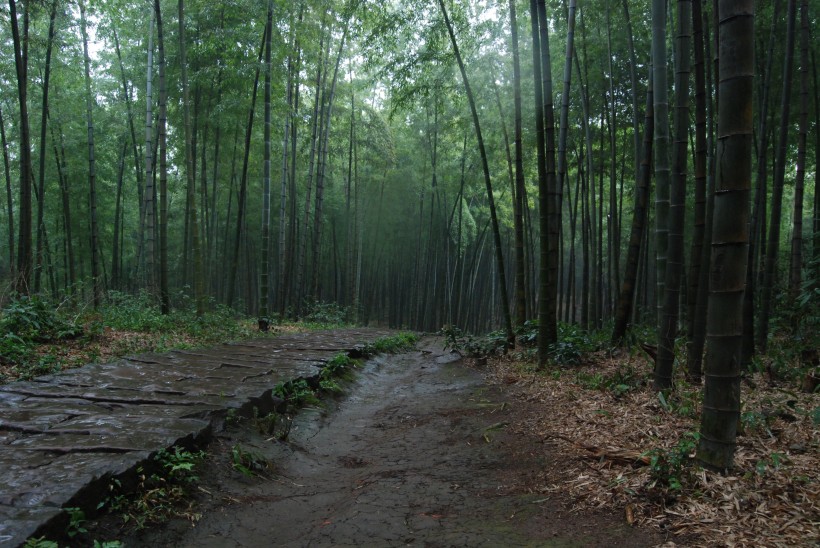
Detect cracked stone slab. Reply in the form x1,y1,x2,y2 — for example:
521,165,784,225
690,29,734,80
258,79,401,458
0,328,394,546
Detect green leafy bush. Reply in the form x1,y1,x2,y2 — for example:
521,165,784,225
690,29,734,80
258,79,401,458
1,294,80,343
302,300,349,326
645,432,699,492
440,326,506,357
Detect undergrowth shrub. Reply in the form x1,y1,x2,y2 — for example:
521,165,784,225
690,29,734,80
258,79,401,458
1,294,80,343
302,300,349,326
440,326,507,357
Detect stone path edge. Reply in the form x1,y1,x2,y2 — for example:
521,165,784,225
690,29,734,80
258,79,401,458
0,328,394,546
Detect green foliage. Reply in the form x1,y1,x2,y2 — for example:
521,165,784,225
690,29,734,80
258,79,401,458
64,507,88,538
761,257,820,387
301,301,349,326
740,410,771,435
101,291,254,343
0,332,34,368
359,332,418,357
754,452,785,478
0,294,85,380
154,446,205,484
274,378,319,407
1,294,81,342
440,325,506,357
99,445,205,530
645,432,699,492
231,444,267,478
576,371,605,390
515,320,539,347
656,387,698,419
574,361,646,397
23,538,58,548
250,407,291,440
548,323,597,366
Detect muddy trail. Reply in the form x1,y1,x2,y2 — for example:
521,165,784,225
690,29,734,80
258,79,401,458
88,337,666,547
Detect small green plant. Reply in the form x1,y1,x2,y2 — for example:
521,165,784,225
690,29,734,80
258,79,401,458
23,537,58,548
360,332,418,357
302,300,349,326
226,408,239,426
155,446,205,484
100,445,205,530
754,452,785,477
274,378,319,407
231,444,267,477
645,432,699,492
740,410,770,435
64,506,88,538
577,371,605,390
440,326,505,357
249,407,291,438
515,320,539,347
1,294,81,342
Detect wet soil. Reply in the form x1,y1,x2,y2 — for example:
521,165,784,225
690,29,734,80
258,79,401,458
89,338,667,547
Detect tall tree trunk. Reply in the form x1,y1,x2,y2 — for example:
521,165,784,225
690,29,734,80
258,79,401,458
789,0,808,298
686,2,716,384
111,139,127,289
742,0,781,367
557,0,577,328
509,0,527,327
612,76,654,345
259,0,273,331
285,25,302,315
605,1,620,317
652,0,671,327
296,16,328,314
655,0,691,390
154,0,170,313
34,0,57,293
621,0,642,185
177,0,205,316
698,0,753,471
8,0,33,294
79,0,102,308
345,66,356,314
50,121,75,292
144,6,156,290
0,105,14,275
113,27,144,264
438,0,514,345
758,0,797,352
312,22,351,301
278,15,296,317
813,51,820,267
227,26,266,309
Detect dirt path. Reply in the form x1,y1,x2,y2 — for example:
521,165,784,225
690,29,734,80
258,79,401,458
94,338,666,547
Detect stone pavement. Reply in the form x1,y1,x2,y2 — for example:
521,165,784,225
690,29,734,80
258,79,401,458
0,328,392,546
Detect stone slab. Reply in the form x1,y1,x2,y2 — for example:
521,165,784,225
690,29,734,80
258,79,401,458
0,328,393,546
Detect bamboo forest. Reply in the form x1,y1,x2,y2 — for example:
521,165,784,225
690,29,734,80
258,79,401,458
1,0,818,545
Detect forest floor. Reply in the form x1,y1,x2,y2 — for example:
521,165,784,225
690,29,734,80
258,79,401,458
9,316,818,547
480,346,819,547
82,336,669,547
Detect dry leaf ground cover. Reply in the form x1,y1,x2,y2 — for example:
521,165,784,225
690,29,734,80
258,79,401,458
482,347,819,547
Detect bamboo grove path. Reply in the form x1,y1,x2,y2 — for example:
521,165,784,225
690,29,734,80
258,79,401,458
0,328,392,546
